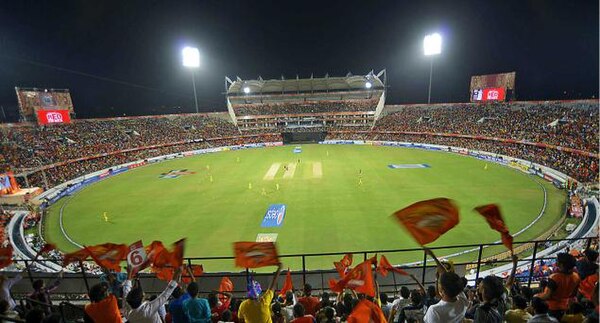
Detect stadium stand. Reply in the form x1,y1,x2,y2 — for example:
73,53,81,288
0,98,598,321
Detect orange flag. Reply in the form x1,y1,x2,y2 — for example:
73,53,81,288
85,243,129,272
219,277,234,303
347,299,387,323
279,269,293,297
182,264,203,284
334,253,353,277
233,242,279,268
152,264,203,282
474,204,513,251
329,258,376,297
145,239,185,268
377,255,409,277
0,246,13,269
392,198,459,245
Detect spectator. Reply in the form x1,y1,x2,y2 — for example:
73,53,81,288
528,297,559,323
27,271,63,315
390,286,411,322
123,267,181,323
0,273,22,312
560,302,585,323
505,295,532,323
271,302,285,323
169,286,191,323
378,292,392,320
219,309,235,323
298,284,320,317
473,276,504,323
291,303,315,323
183,282,211,323
84,282,122,323
535,253,581,320
237,264,282,323
397,289,426,323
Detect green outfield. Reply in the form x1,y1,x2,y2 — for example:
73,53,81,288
44,144,566,271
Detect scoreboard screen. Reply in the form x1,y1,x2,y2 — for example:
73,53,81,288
15,88,74,124
469,72,515,102
471,87,506,102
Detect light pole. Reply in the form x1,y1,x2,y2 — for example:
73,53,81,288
423,33,442,104
182,46,200,113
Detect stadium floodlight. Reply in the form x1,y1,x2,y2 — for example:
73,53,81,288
182,46,200,67
243,86,251,94
182,46,200,113
423,33,442,56
423,33,442,104
365,82,372,89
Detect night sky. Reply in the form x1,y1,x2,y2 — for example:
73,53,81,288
0,0,598,120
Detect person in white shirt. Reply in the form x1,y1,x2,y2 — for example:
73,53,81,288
0,273,22,311
423,248,470,323
123,267,182,323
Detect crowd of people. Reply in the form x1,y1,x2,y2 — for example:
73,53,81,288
233,98,380,116
376,101,598,153
1,100,597,190
0,246,596,323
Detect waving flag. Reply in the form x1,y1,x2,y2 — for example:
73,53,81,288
392,198,459,245
182,264,203,284
145,239,185,268
334,253,353,277
152,264,203,282
233,242,279,268
347,299,388,323
474,204,513,251
279,269,293,297
0,246,13,269
329,258,376,297
85,244,129,271
377,255,409,277
219,277,234,303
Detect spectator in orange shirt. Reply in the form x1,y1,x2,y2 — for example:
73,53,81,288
84,282,122,323
297,284,320,317
535,253,581,321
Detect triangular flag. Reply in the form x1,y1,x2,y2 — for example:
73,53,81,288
279,269,293,297
377,255,409,277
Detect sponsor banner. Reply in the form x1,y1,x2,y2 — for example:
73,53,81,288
388,164,431,169
36,109,71,125
261,204,287,227
128,161,146,169
256,233,279,242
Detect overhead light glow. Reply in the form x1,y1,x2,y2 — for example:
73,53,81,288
243,86,251,94
182,46,200,68
365,82,372,89
423,33,442,56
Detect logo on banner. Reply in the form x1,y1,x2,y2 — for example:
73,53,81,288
486,90,499,100
261,204,287,227
127,240,148,276
46,112,64,123
159,169,196,179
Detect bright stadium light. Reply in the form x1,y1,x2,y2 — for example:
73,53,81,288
423,33,442,104
182,46,200,113
423,33,442,56
365,81,372,89
243,86,251,94
182,46,200,67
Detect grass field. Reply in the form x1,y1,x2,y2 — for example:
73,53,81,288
44,144,566,271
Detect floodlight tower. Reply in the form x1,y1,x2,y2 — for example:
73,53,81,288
423,33,442,104
182,46,200,113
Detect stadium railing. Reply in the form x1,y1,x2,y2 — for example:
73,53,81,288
5,236,597,299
